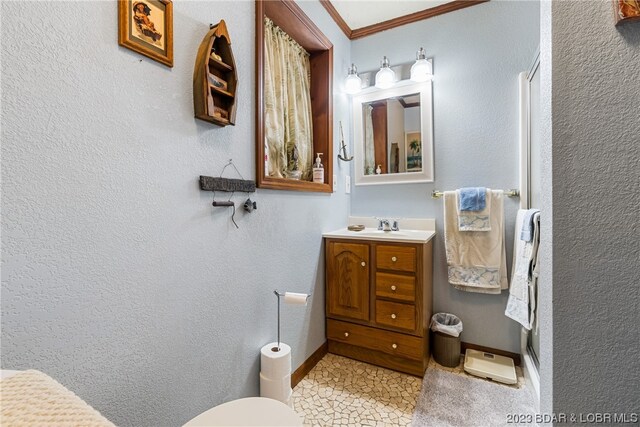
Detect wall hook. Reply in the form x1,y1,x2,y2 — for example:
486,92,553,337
243,198,257,212
205,159,255,229
337,121,353,162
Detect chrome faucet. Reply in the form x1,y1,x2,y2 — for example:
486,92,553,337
377,218,399,232
380,219,391,231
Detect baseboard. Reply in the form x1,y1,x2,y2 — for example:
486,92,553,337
461,341,521,366
291,341,328,388
289,340,519,387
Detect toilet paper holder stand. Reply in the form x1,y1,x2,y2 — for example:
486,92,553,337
273,290,311,352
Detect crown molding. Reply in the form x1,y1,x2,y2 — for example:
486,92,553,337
320,0,489,40
319,0,352,39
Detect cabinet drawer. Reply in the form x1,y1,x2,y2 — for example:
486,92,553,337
376,245,416,272
327,319,423,361
376,272,415,302
375,300,416,331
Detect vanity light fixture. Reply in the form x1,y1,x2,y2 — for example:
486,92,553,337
410,47,433,82
374,56,395,89
344,63,362,95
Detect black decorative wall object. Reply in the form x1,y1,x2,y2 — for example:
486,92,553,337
199,176,256,193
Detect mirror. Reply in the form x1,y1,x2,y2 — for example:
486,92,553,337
353,81,433,185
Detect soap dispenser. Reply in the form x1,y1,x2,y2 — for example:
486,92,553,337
313,153,324,183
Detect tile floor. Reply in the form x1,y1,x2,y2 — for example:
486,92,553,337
291,353,525,426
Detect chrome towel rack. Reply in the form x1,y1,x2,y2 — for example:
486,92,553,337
432,189,520,199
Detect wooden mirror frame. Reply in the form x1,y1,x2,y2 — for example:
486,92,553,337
256,0,334,193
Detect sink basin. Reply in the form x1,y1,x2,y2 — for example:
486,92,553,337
323,227,435,243
351,230,409,238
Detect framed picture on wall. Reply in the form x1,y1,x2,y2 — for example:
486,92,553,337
118,0,173,67
405,132,422,172
613,0,640,24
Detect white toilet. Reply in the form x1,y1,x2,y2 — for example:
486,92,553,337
183,397,302,426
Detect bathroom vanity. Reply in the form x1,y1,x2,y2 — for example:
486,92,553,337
323,219,435,377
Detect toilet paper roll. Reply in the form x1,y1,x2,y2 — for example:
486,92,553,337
284,292,308,306
260,372,292,404
261,342,291,380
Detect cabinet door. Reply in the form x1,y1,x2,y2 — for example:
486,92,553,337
327,241,370,321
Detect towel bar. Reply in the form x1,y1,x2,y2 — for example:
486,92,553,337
432,189,520,199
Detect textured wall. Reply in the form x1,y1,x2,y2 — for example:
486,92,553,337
543,0,640,416
538,0,554,415
350,1,540,353
0,1,351,426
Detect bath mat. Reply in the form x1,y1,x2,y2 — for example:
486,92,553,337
412,368,536,426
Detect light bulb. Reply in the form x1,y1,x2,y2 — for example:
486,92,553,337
375,56,395,89
344,63,362,95
410,47,433,82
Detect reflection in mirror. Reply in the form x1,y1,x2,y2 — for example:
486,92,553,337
362,93,421,175
353,81,433,185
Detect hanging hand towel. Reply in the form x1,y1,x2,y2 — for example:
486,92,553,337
505,210,540,329
458,187,486,211
457,189,491,232
444,190,508,294
530,212,541,334
520,208,539,242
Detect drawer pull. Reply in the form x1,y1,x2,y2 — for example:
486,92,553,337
392,343,398,349
344,332,349,338
391,256,397,262
391,313,397,319
361,261,366,267
391,285,397,291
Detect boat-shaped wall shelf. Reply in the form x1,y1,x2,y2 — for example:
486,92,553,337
193,20,238,127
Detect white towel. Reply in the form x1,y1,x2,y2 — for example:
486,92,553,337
444,190,508,294
505,210,540,329
530,212,541,334
457,190,491,231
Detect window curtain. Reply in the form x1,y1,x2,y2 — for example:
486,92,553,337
263,18,313,180
363,105,375,175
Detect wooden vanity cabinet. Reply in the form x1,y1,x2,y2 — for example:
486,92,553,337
325,238,433,376
326,242,370,321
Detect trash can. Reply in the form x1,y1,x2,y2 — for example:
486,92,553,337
430,313,463,368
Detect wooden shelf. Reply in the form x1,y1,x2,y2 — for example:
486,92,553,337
208,84,234,99
258,176,333,193
196,113,230,127
193,20,238,127
209,57,233,72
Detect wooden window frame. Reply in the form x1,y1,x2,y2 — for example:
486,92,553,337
256,0,334,193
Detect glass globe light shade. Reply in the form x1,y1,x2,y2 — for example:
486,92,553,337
375,56,395,89
344,64,362,94
410,47,433,82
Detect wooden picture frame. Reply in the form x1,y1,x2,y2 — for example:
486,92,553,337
119,0,173,67
613,0,640,24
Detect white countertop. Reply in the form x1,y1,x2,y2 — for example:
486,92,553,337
323,227,435,243
323,217,436,244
